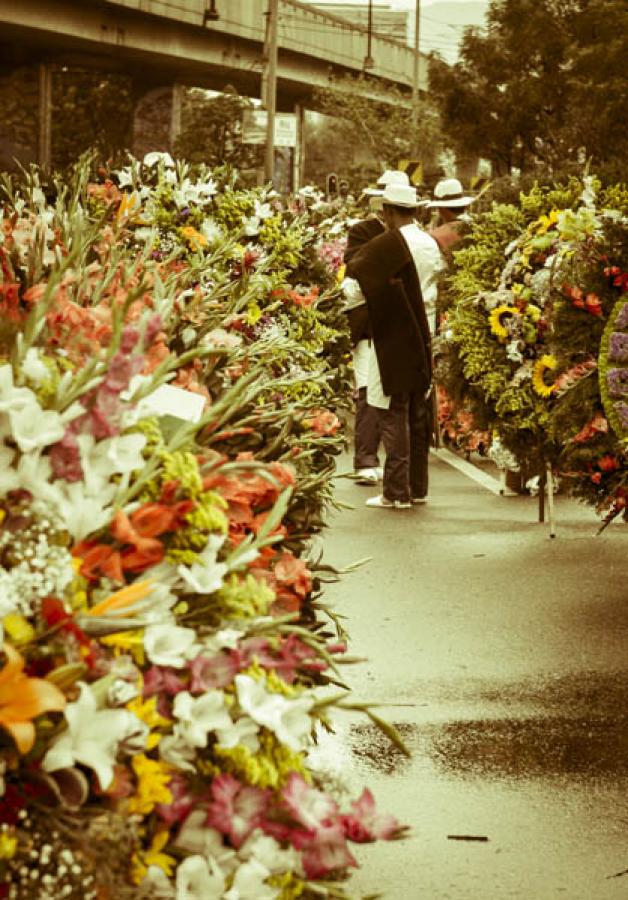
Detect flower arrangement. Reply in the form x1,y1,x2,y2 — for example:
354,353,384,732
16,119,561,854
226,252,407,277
0,155,405,898
439,175,628,517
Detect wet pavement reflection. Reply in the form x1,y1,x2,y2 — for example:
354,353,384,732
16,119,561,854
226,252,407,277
313,454,628,898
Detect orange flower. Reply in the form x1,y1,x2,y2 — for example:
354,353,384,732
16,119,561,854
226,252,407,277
0,643,66,753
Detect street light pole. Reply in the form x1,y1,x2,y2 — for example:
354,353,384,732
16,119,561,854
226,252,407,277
411,0,421,139
263,0,279,185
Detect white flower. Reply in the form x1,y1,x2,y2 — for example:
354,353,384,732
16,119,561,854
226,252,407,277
235,675,313,751
175,814,237,872
144,151,175,169
55,480,117,541
140,865,175,899
223,859,277,900
238,831,300,875
177,534,228,595
159,733,197,772
43,683,145,788
175,854,225,900
216,715,260,754
144,623,199,668
172,690,231,748
9,402,65,452
200,219,223,245
22,349,50,385
202,628,244,654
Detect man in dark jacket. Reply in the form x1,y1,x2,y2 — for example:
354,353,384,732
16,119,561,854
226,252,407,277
345,182,432,508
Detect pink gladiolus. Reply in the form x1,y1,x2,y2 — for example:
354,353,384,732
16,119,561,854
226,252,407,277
280,773,338,831
155,774,197,826
50,431,84,482
189,653,240,692
341,788,399,842
143,665,186,697
206,774,270,849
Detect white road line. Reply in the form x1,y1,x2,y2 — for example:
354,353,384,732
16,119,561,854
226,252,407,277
431,447,505,496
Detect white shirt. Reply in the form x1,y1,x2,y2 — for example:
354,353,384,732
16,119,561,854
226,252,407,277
398,224,444,336
341,276,390,409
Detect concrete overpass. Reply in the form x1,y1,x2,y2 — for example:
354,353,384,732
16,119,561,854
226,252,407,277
0,0,427,105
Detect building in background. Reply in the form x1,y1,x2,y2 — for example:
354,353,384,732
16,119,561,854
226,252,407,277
308,2,411,46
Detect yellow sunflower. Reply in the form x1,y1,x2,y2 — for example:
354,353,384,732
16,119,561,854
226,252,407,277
534,208,560,235
532,354,558,397
489,304,518,339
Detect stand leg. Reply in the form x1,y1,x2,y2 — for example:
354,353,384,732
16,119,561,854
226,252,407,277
538,470,546,523
547,464,556,539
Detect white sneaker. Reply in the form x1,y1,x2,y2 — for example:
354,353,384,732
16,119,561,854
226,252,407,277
354,468,380,485
412,496,428,505
366,494,412,509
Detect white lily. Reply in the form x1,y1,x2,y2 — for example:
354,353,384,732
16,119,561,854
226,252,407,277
177,534,228,595
144,623,199,668
9,402,65,452
172,690,231,748
42,683,146,788
202,628,244,654
235,675,313,751
21,349,50,385
175,814,237,872
175,854,225,900
238,831,301,875
140,866,175,899
144,151,175,169
223,859,277,900
216,715,260,754
159,733,197,772
0,364,34,413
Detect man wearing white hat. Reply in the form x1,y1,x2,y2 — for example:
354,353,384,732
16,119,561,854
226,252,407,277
343,169,411,486
427,177,474,257
345,181,433,508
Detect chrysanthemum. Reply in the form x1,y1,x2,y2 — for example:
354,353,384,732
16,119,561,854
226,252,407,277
532,354,558,397
489,304,519,340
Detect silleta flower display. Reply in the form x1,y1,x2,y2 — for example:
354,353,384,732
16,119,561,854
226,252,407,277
0,155,406,899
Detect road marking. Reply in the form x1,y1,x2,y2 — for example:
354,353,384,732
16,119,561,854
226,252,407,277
431,447,504,496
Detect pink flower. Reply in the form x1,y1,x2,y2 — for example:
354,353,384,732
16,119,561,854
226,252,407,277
341,788,399,842
297,824,358,879
189,653,240,692
206,774,270,849
143,665,186,697
50,431,84,482
155,774,196,825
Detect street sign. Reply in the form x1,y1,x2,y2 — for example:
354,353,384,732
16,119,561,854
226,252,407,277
242,110,297,147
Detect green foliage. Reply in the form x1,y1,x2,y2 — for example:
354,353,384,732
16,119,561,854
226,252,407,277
429,0,628,175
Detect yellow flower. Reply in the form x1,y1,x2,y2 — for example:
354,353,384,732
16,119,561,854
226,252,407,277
180,225,208,251
100,630,145,665
130,829,175,884
534,208,560,235
532,354,558,397
336,264,346,284
488,304,518,340
128,755,173,816
2,614,35,645
0,831,17,859
126,695,171,731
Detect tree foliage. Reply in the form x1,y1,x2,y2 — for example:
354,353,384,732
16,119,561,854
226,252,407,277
174,87,262,173
308,73,443,188
429,0,628,176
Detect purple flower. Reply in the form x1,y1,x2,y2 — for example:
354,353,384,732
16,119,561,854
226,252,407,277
609,332,628,363
615,303,628,329
615,401,628,430
120,326,140,354
607,367,628,398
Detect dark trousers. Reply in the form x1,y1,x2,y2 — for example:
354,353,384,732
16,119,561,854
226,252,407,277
353,386,381,469
376,392,430,502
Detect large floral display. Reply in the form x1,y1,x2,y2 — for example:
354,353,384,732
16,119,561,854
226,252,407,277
0,155,403,899
438,176,628,524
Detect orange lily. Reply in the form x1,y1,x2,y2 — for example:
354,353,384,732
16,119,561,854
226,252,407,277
0,643,66,753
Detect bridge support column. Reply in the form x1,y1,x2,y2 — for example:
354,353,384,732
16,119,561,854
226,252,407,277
293,102,304,191
37,62,52,169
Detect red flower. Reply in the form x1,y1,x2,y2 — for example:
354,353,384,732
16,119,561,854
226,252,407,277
341,788,400,842
206,774,270,849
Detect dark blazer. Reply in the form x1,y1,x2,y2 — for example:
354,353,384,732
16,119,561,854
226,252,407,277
343,217,385,345
346,228,432,397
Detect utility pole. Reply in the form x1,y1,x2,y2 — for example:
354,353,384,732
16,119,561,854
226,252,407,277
411,0,421,140
263,0,279,185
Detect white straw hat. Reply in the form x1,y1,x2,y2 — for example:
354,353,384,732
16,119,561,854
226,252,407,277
363,169,410,197
427,177,474,208
381,183,418,208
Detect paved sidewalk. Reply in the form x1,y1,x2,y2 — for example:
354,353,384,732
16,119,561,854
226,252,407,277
311,452,628,899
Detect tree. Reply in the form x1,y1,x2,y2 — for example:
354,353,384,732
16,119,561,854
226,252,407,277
173,87,262,173
429,0,628,176
308,73,443,189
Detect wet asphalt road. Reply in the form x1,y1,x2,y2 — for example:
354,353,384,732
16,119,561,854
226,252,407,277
310,452,628,900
